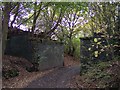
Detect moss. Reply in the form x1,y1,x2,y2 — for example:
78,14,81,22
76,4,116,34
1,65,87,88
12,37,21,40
3,69,19,79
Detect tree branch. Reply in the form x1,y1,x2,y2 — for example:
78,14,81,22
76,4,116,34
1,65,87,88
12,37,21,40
17,2,50,28
46,8,63,35
10,3,20,27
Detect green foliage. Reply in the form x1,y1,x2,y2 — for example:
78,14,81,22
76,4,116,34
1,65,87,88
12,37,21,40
113,56,120,61
64,38,80,59
96,61,110,70
2,69,19,79
72,38,80,59
80,58,120,88
3,2,119,62
90,2,120,35
81,60,111,75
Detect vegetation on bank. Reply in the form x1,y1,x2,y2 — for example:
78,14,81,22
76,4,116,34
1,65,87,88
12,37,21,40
77,57,120,88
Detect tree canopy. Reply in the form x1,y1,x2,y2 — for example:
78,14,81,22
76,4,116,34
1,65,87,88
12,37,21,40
2,2,120,57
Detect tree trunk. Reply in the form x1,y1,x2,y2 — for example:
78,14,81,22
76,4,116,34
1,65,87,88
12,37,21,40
2,3,11,56
31,2,37,35
0,7,2,60
10,3,20,28
68,37,74,56
31,2,42,36
118,4,120,33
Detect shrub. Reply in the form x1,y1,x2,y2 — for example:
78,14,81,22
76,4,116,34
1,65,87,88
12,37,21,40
2,69,19,79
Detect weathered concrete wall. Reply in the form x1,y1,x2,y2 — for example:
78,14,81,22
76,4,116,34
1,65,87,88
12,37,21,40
80,33,120,63
31,40,64,71
80,33,120,74
5,36,64,71
80,37,93,64
5,35,33,61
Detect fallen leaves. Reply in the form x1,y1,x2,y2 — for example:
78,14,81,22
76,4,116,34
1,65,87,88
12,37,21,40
2,55,55,88
2,54,80,88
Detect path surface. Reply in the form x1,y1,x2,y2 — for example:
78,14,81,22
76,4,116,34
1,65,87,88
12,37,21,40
26,65,80,88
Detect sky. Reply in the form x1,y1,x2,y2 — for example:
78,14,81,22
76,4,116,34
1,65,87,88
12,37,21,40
9,9,87,31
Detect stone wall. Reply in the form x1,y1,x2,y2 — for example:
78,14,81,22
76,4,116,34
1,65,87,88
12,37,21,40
80,33,120,63
31,40,64,71
5,35,33,61
80,33,120,74
5,36,64,71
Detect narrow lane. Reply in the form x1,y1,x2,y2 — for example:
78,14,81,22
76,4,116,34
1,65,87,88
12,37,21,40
26,65,80,88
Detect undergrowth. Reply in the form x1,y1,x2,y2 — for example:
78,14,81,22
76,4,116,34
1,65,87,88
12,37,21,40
80,58,120,88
